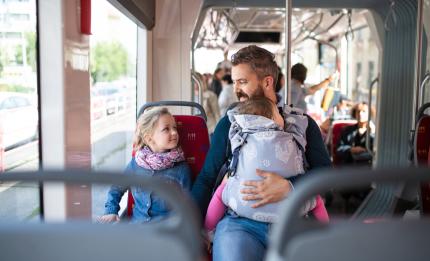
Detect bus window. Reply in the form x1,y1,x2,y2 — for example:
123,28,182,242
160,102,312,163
0,0,40,221
90,0,138,217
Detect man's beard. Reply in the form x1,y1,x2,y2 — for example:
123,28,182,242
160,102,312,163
236,84,265,101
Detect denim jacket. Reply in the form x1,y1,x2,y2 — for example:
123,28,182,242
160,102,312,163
104,158,192,222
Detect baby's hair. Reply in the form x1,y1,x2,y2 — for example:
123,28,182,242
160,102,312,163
237,97,275,119
134,107,172,150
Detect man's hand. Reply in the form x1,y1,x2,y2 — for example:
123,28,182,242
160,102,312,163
240,169,292,208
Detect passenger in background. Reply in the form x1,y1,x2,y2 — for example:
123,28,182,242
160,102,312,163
209,68,225,97
217,50,233,74
336,102,374,165
285,63,336,112
195,72,221,134
320,95,353,134
275,66,285,99
192,45,331,261
98,107,191,223
218,74,238,116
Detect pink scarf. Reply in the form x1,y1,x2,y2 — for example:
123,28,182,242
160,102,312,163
135,146,185,170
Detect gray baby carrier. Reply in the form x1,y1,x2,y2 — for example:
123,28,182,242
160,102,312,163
222,106,312,223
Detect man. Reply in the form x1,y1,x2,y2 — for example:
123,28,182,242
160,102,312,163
284,63,336,112
191,45,331,261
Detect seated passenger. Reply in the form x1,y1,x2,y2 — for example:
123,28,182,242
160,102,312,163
98,107,192,223
192,45,331,261
320,95,353,139
336,102,374,165
204,97,329,233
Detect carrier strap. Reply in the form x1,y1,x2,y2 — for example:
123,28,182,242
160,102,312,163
228,133,248,177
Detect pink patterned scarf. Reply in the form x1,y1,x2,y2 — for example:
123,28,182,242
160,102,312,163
135,146,185,170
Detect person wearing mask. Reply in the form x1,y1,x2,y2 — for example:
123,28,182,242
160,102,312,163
336,102,374,165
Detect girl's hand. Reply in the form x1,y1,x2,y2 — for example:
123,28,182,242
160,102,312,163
97,214,120,223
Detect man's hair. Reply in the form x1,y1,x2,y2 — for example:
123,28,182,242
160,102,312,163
291,63,307,84
237,96,274,119
231,45,278,88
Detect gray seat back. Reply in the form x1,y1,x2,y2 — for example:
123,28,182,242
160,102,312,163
266,168,430,261
0,171,202,261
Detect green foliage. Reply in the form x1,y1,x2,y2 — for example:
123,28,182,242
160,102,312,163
15,46,23,65
25,32,37,71
0,84,33,93
90,41,128,84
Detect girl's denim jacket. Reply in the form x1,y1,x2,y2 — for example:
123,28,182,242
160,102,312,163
104,158,192,222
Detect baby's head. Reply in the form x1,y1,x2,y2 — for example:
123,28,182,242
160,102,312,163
134,107,179,153
237,97,284,127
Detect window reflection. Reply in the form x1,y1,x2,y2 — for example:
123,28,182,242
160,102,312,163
0,0,40,222
90,0,138,217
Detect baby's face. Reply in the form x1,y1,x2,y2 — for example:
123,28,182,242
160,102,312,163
272,105,284,128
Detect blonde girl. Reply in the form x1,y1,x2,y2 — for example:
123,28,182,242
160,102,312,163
99,107,191,223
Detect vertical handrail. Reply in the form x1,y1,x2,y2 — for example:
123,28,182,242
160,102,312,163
419,71,430,109
284,0,292,105
366,76,379,155
191,71,203,105
413,0,424,127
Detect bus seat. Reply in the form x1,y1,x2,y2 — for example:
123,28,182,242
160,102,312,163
173,115,210,180
127,101,210,217
0,171,203,261
329,120,356,165
415,116,430,214
266,168,430,261
414,115,430,166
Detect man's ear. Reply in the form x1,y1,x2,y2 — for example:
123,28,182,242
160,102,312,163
263,76,275,91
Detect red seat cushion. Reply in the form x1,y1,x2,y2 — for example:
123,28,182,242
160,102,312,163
416,116,430,215
415,116,430,166
174,115,210,180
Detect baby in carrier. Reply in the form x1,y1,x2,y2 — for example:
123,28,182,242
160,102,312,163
205,97,329,232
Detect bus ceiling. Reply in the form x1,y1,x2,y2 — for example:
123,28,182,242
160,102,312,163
192,4,369,50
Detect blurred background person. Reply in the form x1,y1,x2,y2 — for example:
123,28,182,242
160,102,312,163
218,74,237,116
285,63,336,112
209,68,225,97
194,72,221,135
336,102,374,166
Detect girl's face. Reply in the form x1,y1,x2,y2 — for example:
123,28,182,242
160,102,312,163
146,114,179,153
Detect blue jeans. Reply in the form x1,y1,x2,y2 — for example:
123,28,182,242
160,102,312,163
213,211,270,261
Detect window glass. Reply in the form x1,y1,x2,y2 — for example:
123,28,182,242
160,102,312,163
90,0,138,217
0,0,40,222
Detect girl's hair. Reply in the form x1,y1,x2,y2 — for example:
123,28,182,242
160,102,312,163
134,107,172,150
237,96,274,119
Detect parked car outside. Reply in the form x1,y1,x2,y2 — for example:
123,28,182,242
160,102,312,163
0,92,38,151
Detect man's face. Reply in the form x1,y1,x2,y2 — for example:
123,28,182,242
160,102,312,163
232,63,265,102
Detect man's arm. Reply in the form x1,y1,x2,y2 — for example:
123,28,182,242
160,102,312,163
191,115,231,218
306,73,336,96
289,115,332,184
